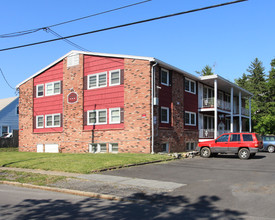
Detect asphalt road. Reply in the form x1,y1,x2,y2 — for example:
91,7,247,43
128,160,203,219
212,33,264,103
0,152,274,219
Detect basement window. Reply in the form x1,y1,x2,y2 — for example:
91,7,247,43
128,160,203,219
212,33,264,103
110,143,118,153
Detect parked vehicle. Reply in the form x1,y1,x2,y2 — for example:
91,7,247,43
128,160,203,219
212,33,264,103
197,132,263,159
261,135,275,153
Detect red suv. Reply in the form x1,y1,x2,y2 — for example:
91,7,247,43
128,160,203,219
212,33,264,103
198,133,263,159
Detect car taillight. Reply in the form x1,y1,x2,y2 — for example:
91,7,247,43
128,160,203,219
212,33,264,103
255,143,259,147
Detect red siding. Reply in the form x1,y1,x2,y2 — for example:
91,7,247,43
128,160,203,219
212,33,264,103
159,72,172,128
83,55,124,130
33,61,63,133
184,81,198,130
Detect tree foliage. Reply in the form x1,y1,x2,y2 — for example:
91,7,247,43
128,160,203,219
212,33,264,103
196,65,214,76
235,58,275,134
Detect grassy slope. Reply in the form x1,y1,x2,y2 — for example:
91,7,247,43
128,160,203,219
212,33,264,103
0,152,171,174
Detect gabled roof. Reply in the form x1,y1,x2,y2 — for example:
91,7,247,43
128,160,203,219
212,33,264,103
0,97,18,111
15,50,199,89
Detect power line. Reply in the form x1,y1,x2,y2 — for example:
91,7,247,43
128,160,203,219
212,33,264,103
0,68,15,90
0,0,152,38
44,28,90,51
0,0,248,52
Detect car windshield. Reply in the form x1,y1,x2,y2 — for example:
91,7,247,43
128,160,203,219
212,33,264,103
256,134,262,141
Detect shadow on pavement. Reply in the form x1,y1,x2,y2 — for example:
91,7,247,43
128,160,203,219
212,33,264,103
1,193,247,219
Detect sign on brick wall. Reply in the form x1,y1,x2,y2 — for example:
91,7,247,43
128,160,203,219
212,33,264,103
68,92,78,104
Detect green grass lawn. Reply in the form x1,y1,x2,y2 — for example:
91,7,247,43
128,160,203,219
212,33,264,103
0,151,172,174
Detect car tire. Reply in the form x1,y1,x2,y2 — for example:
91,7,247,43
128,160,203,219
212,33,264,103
238,148,250,160
267,145,275,153
200,147,211,158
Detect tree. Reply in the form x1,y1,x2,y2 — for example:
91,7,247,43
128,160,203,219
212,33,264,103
196,65,214,76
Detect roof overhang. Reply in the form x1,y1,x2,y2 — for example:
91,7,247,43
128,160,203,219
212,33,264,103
200,75,253,97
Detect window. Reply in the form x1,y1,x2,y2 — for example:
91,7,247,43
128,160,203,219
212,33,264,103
161,107,169,123
161,143,169,152
36,115,44,128
45,114,61,128
185,111,196,126
87,109,107,125
89,143,107,153
37,84,44,97
45,81,61,96
216,134,229,142
243,134,253,142
230,134,241,142
16,105,19,115
186,142,196,151
110,108,121,124
110,143,118,153
88,72,107,89
161,68,169,86
185,78,196,94
109,70,121,86
1,126,8,136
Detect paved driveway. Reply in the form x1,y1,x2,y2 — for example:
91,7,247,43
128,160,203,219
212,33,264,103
103,152,275,219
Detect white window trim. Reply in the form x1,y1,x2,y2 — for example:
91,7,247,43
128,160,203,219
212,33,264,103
185,78,196,94
87,72,107,90
185,111,196,126
87,109,107,125
109,108,121,124
1,126,9,135
45,113,61,128
36,115,44,129
161,107,169,124
36,84,44,97
186,142,196,151
161,143,169,152
109,69,121,86
109,143,119,153
89,143,107,153
161,68,169,86
45,81,61,96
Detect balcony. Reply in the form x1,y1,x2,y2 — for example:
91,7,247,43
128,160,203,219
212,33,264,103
202,98,214,108
217,100,231,111
202,98,231,111
199,129,230,139
233,107,249,116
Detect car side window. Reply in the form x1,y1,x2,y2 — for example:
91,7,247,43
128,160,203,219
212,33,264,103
243,134,253,142
216,134,229,142
230,134,241,142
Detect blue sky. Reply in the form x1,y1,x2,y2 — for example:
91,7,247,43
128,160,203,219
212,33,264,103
0,0,274,99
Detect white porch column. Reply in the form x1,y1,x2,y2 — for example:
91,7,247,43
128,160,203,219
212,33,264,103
249,97,252,132
214,79,218,139
239,91,242,132
230,87,234,132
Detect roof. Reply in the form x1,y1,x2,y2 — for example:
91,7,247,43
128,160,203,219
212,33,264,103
15,50,252,97
0,97,18,111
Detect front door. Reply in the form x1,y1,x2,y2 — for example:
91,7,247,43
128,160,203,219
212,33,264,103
213,134,229,153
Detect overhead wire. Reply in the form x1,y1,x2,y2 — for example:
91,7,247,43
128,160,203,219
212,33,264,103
0,0,248,52
0,0,152,38
0,68,15,90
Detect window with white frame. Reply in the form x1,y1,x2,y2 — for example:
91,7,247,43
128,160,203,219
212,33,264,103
45,81,61,96
161,68,169,86
109,108,120,124
36,84,44,97
185,78,196,94
1,126,9,136
161,107,169,123
89,143,107,153
109,70,121,86
161,143,169,152
186,142,196,151
45,114,61,128
185,111,196,126
87,109,107,125
88,72,107,89
36,115,44,128
110,143,118,153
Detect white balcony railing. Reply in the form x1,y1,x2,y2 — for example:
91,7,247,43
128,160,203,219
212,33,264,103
202,98,214,108
199,129,231,139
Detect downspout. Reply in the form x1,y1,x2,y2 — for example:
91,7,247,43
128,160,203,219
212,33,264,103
151,61,158,154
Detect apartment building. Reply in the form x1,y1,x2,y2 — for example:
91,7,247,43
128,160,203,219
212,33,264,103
16,51,252,153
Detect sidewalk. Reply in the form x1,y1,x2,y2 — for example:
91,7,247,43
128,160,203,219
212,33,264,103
0,166,186,202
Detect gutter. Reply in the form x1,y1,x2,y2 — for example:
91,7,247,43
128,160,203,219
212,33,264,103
151,61,158,154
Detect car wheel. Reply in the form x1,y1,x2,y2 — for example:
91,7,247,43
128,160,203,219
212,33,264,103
267,145,275,153
238,148,250,160
200,147,211,158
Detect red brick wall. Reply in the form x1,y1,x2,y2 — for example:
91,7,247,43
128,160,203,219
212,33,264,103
19,55,152,153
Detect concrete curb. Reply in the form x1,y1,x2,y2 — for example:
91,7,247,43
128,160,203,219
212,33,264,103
0,181,142,203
